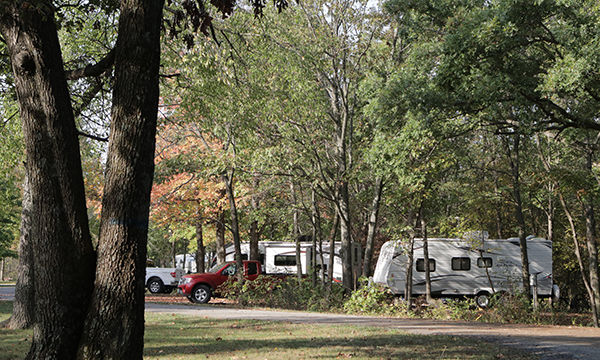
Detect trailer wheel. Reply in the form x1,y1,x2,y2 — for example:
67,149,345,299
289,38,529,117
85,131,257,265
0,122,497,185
147,277,164,294
476,292,491,308
191,284,212,304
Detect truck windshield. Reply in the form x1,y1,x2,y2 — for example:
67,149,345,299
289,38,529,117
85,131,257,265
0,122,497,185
208,262,227,273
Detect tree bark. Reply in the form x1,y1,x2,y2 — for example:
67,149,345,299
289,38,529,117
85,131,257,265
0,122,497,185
76,1,164,358
362,177,383,278
7,173,35,330
1,3,96,358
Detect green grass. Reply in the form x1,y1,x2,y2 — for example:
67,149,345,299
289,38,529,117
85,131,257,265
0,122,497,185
0,302,536,360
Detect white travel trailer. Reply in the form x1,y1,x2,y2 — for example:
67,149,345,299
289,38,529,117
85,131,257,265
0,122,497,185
175,253,197,273
223,241,362,280
373,236,558,307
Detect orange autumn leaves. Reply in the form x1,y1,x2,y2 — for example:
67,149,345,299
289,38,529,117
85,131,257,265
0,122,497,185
151,124,225,227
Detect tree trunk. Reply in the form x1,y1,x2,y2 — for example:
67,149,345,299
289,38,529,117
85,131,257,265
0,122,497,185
76,1,164,358
494,178,503,239
7,173,35,330
559,193,598,326
1,4,96,358
421,218,432,304
505,134,530,296
310,187,320,286
583,150,600,327
290,182,303,281
362,177,383,278
249,175,260,261
216,211,226,264
338,180,354,291
195,219,205,273
223,171,244,282
405,232,415,308
327,212,339,294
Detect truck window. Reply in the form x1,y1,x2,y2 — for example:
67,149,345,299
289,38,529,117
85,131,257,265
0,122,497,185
477,257,493,268
416,258,436,272
451,257,471,271
222,264,236,276
247,262,258,275
274,255,296,266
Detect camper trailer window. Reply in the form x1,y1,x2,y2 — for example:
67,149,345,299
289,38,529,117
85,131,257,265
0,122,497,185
416,258,436,272
477,257,493,268
451,257,471,271
274,255,297,266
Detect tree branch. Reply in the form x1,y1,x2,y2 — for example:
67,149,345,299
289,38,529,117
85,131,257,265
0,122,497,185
65,48,115,80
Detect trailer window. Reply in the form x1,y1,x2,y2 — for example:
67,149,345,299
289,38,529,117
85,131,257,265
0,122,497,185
477,257,493,268
274,255,297,266
416,258,436,272
451,257,471,271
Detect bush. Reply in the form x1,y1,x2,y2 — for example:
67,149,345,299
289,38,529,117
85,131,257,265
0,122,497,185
217,276,347,312
343,278,397,315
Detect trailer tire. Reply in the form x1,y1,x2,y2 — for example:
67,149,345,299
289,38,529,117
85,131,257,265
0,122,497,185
191,284,212,304
476,292,491,308
147,277,164,294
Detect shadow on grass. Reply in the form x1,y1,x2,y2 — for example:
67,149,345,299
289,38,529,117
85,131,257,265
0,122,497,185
144,316,534,359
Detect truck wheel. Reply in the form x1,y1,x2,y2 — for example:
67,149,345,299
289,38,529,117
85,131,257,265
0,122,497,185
191,284,211,304
147,277,164,294
476,292,490,308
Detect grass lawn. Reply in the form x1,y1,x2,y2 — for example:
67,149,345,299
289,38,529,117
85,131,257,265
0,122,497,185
0,301,536,359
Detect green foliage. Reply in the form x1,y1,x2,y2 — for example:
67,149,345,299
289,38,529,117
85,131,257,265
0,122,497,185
218,277,346,312
343,278,398,314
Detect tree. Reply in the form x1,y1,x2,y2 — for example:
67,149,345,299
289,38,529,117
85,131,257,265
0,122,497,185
0,0,277,357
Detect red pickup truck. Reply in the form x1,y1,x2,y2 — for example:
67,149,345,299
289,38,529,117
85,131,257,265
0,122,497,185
178,260,262,303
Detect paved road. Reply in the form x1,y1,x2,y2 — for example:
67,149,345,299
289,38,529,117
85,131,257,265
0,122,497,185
0,285,15,301
146,302,600,360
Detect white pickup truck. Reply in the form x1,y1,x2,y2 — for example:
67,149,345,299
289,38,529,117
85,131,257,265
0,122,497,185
145,267,184,294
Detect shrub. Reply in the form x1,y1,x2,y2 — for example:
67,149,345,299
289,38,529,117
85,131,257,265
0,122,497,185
217,276,346,312
343,278,397,314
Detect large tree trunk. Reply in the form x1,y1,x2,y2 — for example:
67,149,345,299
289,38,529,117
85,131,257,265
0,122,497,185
1,4,96,358
195,219,205,273
223,171,244,282
7,173,35,329
76,1,164,358
362,177,383,278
